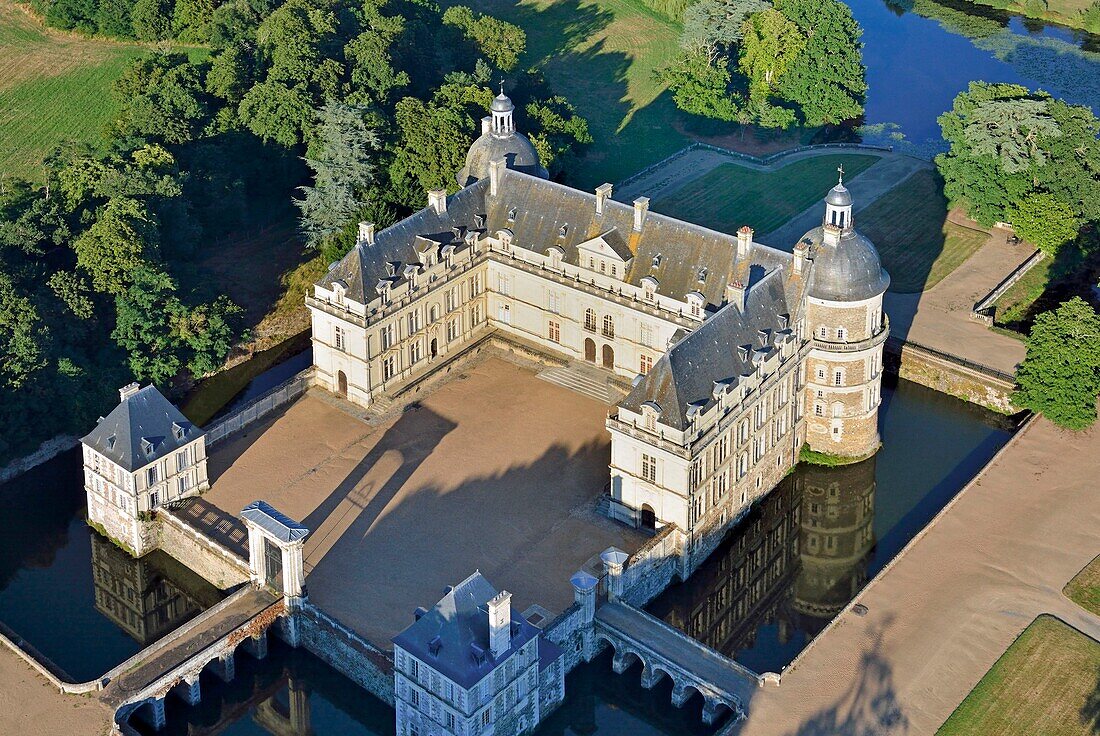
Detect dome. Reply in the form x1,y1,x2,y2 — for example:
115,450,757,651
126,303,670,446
825,183,852,207
490,93,514,113
802,226,890,302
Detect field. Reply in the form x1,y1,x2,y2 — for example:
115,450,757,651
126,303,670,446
938,615,1100,736
858,169,988,293
957,0,1096,32
649,154,878,236
1064,555,1100,617
466,0,704,187
0,1,202,180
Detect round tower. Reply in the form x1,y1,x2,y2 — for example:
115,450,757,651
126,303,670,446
801,170,890,459
456,85,548,187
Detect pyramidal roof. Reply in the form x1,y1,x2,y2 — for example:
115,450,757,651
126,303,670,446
82,385,201,472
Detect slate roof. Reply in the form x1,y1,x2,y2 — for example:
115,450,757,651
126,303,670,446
457,126,546,188
240,501,309,543
82,385,201,472
392,572,542,690
620,268,797,430
800,226,890,302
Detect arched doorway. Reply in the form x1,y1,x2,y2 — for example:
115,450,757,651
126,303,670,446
430,338,438,359
640,504,656,531
584,338,596,363
337,371,348,397
602,344,614,369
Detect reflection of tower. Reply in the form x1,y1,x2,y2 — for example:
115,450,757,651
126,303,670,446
253,674,314,735
90,533,221,645
793,456,876,628
648,477,801,656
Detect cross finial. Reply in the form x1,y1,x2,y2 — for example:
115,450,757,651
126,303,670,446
499,79,505,96
837,164,845,184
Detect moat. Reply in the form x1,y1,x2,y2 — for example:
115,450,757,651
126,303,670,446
0,371,1012,733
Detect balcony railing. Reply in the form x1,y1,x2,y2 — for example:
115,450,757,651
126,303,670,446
811,316,890,353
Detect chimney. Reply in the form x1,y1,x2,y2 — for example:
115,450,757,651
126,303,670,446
487,590,512,659
633,197,649,232
481,116,491,135
793,240,808,276
119,383,141,402
595,183,613,215
428,189,447,216
358,221,375,246
727,279,746,310
736,226,753,262
823,223,841,247
489,158,506,197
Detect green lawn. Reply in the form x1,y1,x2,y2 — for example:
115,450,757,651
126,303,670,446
465,0,708,187
1064,555,1100,617
858,168,988,293
0,0,204,180
649,154,878,236
938,615,1100,736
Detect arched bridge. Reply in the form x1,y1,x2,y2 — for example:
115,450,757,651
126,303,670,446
594,602,760,725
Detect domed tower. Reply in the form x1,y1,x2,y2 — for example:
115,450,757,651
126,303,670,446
801,169,890,459
456,87,548,187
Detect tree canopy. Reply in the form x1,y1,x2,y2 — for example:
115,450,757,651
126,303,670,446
1013,297,1100,430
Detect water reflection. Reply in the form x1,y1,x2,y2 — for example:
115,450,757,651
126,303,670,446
90,534,222,648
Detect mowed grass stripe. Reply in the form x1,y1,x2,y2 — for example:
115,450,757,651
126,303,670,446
650,154,878,235
858,169,987,293
938,615,1100,736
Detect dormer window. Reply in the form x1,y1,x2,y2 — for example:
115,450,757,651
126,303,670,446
697,268,708,284
652,254,662,267
558,224,568,237
474,214,485,228
497,229,513,252
686,292,704,318
172,421,187,440
641,276,658,301
331,281,346,305
641,402,661,433
507,207,517,222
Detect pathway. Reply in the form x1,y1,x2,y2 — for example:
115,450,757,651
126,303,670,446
735,414,1100,735
0,646,111,735
884,233,1031,376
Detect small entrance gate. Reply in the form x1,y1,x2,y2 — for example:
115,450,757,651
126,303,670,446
242,501,310,603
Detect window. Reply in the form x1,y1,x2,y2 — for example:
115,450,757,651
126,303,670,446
410,342,423,365
690,302,701,317
408,311,422,334
177,474,191,495
447,318,459,342
447,712,456,730
817,367,825,380
381,324,394,350
644,285,655,301
548,291,560,314
602,315,615,338
815,403,824,417
482,709,492,728
599,261,606,274
334,325,345,351
497,274,511,296
410,689,419,707
176,447,191,471
818,325,827,339
836,327,846,341
644,408,657,431
410,659,420,679
588,257,595,270
641,454,657,483
548,320,560,343
639,323,653,347
472,304,483,325
383,355,397,381
584,309,597,332
498,303,511,324
471,274,483,296
445,287,458,312
149,490,159,508
430,305,439,323
639,354,652,375
147,465,159,486
834,370,843,387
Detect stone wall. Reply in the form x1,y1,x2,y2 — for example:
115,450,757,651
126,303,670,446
155,513,249,590
294,603,395,705
884,339,1014,413
621,525,684,608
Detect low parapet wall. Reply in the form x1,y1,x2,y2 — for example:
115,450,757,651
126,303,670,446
156,510,250,590
884,338,1016,413
295,602,395,705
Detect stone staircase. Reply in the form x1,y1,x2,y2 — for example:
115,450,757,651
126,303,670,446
537,364,621,404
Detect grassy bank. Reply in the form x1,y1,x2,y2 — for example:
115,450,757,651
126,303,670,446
857,169,988,294
938,615,1100,736
0,0,204,179
650,154,878,235
1064,555,1100,617
954,0,1097,32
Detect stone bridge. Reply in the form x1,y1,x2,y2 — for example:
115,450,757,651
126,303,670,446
593,602,761,725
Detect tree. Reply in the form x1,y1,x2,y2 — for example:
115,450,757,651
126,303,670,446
0,274,46,389
344,0,409,107
72,197,159,295
172,0,217,41
111,54,210,144
96,0,137,37
680,0,769,62
1007,193,1080,256
297,103,383,247
1013,297,1100,430
739,9,804,101
962,98,1061,174
442,6,526,71
390,96,475,197
47,271,95,320
131,0,173,40
238,80,316,147
774,0,866,125
657,49,742,121
524,96,593,176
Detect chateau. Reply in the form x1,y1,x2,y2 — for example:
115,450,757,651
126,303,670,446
307,90,890,573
